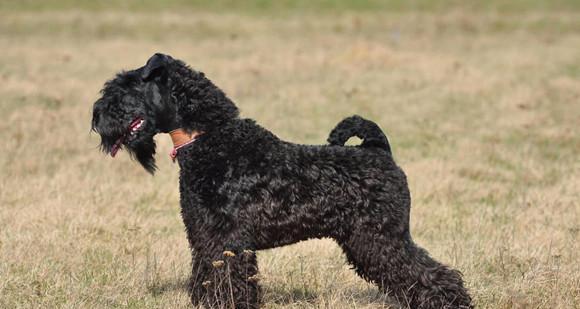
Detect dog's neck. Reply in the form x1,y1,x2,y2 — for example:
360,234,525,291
169,128,203,161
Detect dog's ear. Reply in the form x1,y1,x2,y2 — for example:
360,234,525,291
141,53,172,80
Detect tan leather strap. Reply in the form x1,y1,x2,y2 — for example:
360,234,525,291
169,129,203,161
169,129,197,147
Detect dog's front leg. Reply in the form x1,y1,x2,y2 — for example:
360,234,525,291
188,239,260,309
188,250,209,307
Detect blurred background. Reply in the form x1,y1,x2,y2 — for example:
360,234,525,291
1,1,579,308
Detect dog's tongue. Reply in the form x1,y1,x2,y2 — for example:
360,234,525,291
111,138,123,157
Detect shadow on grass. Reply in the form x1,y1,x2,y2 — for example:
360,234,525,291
148,278,393,307
147,278,190,297
263,285,393,307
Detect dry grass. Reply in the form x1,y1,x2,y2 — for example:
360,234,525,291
1,6,579,309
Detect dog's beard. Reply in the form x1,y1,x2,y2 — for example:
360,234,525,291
93,121,128,156
127,136,157,174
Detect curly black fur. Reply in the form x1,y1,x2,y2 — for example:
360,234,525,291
327,115,392,153
92,53,473,309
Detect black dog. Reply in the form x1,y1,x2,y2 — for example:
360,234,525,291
92,53,472,309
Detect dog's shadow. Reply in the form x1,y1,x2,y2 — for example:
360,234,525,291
262,285,393,307
147,278,190,297
150,280,393,307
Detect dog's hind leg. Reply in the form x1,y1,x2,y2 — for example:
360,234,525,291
338,230,472,309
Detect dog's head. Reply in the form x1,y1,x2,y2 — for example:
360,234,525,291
92,53,239,173
91,53,178,174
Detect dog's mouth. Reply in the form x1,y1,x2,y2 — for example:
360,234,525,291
110,117,145,157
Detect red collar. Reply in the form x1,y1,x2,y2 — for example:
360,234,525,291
169,129,203,162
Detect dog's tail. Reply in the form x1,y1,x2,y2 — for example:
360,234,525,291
327,115,391,154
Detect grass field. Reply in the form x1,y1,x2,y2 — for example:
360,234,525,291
1,2,579,308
